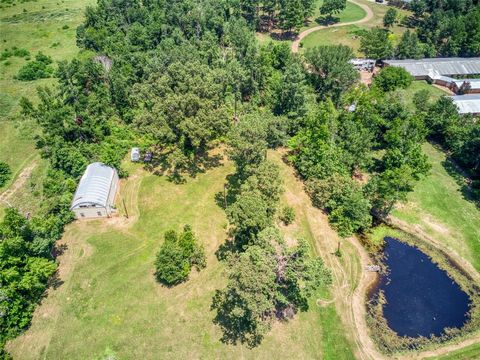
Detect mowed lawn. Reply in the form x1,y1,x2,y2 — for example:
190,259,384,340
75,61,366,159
392,143,480,272
301,0,411,51
7,158,355,359
302,0,366,31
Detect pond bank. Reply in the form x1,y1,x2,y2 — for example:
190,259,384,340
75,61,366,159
364,225,480,356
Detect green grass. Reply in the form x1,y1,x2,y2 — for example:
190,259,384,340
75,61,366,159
0,0,94,204
427,343,480,360
301,0,411,51
302,0,367,31
300,24,363,53
392,143,480,272
396,80,447,107
6,160,355,359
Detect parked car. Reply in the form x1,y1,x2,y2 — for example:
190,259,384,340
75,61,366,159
131,147,140,162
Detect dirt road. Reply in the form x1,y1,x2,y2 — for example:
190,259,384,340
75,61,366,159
0,161,36,205
291,0,374,53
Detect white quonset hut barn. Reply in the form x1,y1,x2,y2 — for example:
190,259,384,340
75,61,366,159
70,162,119,219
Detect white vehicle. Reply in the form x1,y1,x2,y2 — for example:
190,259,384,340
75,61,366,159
131,147,140,162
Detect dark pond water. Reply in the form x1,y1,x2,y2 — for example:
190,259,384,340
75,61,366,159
377,237,471,338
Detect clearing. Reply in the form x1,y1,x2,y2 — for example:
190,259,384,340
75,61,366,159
299,0,411,52
6,154,356,359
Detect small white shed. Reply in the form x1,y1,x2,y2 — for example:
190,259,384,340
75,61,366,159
70,162,119,219
131,147,140,162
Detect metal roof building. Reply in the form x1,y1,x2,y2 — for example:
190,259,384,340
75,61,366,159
450,94,480,115
383,58,480,78
71,162,119,219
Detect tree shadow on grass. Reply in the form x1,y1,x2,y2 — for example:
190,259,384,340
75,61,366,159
211,289,264,349
442,158,480,208
314,15,340,26
48,271,64,290
144,149,223,184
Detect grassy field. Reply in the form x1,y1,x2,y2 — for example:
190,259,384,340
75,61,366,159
0,0,93,208
302,0,367,31
392,143,480,272
301,0,411,52
7,156,355,359
427,343,480,360
301,24,363,53
257,0,366,44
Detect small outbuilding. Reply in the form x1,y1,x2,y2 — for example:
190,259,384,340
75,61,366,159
131,147,140,162
70,162,119,219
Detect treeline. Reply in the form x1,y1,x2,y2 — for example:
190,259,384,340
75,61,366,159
426,96,480,199
399,0,480,58
213,111,331,347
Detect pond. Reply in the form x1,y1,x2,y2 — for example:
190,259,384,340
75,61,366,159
376,237,471,338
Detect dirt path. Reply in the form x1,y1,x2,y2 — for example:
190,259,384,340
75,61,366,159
0,161,37,205
291,0,374,53
272,150,385,360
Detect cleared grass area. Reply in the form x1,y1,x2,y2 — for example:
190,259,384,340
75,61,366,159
301,0,411,51
257,0,366,45
301,25,363,53
396,80,448,107
427,342,480,360
392,143,480,272
7,158,355,359
302,0,367,31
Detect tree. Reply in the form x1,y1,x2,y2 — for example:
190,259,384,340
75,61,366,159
155,226,206,286
279,206,295,225
273,60,311,121
227,113,270,177
0,162,11,187
410,0,426,18
320,0,347,19
360,28,394,59
395,30,423,59
373,67,413,92
305,45,358,103
383,8,397,28
212,227,331,347
279,0,305,33
226,191,272,240
306,175,372,237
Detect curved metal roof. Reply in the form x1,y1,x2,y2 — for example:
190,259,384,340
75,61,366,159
71,162,117,209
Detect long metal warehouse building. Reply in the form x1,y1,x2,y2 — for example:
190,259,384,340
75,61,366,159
383,58,480,78
70,162,119,219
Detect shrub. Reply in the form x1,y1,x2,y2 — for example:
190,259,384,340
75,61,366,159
0,161,11,187
155,225,206,285
373,66,413,92
280,206,295,225
15,52,54,81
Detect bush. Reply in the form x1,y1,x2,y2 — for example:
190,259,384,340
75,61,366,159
15,52,54,81
154,225,206,285
373,66,413,92
280,206,295,225
0,161,11,187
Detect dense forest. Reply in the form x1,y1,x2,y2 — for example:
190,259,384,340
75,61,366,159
1,0,479,356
